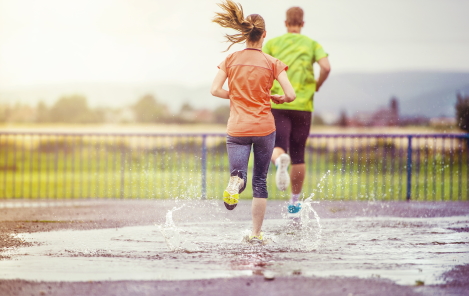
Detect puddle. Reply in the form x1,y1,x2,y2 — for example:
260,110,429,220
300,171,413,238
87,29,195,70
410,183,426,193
1,198,468,286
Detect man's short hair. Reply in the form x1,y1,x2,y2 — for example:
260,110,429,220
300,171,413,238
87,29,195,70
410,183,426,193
286,7,303,26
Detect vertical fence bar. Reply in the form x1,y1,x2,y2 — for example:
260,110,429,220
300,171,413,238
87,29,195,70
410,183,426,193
461,133,469,200
201,134,207,200
12,135,17,198
21,134,26,199
79,136,83,200
96,135,101,199
458,137,462,201
54,135,59,199
398,137,403,200
152,136,158,198
406,135,413,201
29,135,34,199
2,134,7,198
87,135,92,199
441,138,445,201
373,137,379,199
449,138,454,200
424,136,429,201
112,136,117,198
415,137,421,200
137,135,143,199
128,135,133,199
45,135,50,199
389,136,394,200
63,135,68,199
432,137,437,201
120,136,126,199
332,137,337,199
37,134,42,199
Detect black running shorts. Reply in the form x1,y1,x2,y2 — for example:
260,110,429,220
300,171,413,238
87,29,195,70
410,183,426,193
271,109,311,165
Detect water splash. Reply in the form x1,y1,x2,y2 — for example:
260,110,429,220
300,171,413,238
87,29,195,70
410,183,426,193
277,170,331,251
158,204,200,252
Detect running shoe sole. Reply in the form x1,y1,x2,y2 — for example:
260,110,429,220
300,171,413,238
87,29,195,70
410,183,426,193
276,154,291,191
223,190,239,210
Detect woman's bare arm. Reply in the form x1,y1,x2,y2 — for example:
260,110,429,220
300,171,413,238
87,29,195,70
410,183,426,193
210,69,230,99
271,70,296,104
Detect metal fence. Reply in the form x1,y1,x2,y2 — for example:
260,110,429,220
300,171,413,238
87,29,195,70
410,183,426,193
0,132,468,201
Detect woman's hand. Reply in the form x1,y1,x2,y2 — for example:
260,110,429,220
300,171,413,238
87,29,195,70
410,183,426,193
271,94,286,104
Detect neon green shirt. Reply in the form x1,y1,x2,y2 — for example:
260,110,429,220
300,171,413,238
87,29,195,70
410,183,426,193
263,33,328,112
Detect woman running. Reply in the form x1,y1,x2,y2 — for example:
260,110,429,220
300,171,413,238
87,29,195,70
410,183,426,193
210,0,296,243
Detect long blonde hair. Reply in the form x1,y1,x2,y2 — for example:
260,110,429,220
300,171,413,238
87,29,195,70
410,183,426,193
212,0,265,51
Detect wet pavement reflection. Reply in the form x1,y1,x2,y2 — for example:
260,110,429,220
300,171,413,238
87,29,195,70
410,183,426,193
1,200,468,286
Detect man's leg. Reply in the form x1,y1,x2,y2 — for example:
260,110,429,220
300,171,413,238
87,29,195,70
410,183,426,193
291,163,305,195
289,110,312,204
271,147,286,164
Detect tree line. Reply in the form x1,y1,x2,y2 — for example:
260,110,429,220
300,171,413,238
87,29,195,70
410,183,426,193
0,94,231,125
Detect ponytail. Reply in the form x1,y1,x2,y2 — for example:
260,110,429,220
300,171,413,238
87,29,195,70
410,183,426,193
212,0,265,51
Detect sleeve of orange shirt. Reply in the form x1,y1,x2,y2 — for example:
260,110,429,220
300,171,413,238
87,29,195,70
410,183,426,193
218,59,227,73
273,59,288,79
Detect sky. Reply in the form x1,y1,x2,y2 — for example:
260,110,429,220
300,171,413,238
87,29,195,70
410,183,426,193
0,0,468,90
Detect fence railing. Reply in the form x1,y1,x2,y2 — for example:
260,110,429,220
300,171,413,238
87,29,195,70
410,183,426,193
0,132,468,201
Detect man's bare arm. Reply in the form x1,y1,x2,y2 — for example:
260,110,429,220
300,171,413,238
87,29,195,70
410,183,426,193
316,57,331,92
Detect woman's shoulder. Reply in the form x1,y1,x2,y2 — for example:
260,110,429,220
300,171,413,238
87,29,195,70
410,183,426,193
223,50,244,63
262,52,283,64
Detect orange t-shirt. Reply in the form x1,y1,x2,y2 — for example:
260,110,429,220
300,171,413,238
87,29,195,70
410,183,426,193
218,48,288,137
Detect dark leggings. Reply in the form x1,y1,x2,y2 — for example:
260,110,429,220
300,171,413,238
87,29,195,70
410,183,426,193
226,132,276,198
271,109,311,165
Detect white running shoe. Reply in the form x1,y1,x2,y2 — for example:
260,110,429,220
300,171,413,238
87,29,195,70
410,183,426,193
275,153,291,191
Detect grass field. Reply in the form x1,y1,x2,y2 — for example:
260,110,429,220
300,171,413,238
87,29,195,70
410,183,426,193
1,133,467,201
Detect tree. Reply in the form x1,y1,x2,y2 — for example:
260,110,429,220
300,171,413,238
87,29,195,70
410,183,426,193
49,95,100,123
36,101,49,123
132,94,168,123
456,93,469,132
213,105,230,124
312,113,325,126
180,102,194,113
0,104,9,123
337,110,348,127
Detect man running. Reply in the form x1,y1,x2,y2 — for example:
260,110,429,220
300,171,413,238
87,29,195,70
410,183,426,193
263,6,331,213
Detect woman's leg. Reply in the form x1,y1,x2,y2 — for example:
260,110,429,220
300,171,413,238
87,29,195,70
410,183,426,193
251,132,276,236
226,135,251,193
251,198,267,236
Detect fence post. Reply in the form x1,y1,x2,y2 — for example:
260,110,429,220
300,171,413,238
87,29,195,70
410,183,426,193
406,135,413,201
201,135,207,200
120,146,125,199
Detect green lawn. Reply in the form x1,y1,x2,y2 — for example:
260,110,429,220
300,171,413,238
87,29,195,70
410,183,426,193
1,134,467,201
1,150,466,201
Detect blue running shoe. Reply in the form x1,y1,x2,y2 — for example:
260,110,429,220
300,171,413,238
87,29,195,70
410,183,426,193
288,203,302,214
